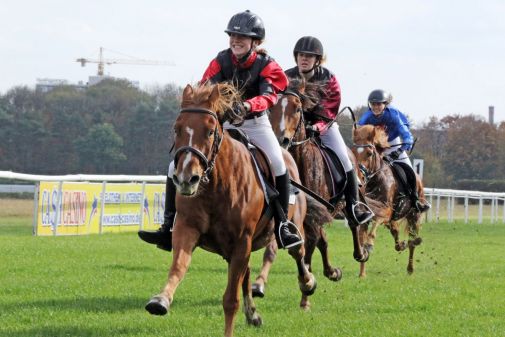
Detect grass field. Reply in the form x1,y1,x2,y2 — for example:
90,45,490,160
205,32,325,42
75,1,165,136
1,199,504,337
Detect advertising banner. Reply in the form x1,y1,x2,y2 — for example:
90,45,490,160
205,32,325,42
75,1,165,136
36,182,165,236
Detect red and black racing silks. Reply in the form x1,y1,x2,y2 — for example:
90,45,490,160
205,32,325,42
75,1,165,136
201,49,288,114
285,66,341,132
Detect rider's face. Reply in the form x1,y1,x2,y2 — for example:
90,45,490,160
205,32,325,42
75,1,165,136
370,102,386,116
229,34,253,59
296,53,317,72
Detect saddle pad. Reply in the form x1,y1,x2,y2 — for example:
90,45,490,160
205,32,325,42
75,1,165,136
315,141,346,201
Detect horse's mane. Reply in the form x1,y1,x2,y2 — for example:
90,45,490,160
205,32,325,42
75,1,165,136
181,82,245,123
354,125,390,155
372,126,390,153
287,78,325,113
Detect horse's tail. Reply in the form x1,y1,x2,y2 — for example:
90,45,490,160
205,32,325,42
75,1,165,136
304,195,334,228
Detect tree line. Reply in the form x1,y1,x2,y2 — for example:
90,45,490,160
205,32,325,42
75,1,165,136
1,79,504,190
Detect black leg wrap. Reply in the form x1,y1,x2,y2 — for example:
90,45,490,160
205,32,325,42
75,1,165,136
138,176,175,251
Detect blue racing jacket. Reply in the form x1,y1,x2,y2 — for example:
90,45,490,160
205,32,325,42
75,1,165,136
358,106,414,151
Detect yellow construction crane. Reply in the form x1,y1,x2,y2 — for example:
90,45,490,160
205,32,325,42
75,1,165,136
76,47,174,76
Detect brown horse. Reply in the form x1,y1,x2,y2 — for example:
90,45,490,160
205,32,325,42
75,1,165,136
352,124,424,276
252,80,377,304
144,83,316,337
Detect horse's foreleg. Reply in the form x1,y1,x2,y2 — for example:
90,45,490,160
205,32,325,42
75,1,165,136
390,221,407,251
365,221,380,253
224,239,252,337
146,225,199,316
349,224,369,263
242,266,262,326
317,227,342,282
406,213,423,274
252,240,277,298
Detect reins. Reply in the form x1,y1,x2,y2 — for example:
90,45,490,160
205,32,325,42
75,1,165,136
173,108,223,183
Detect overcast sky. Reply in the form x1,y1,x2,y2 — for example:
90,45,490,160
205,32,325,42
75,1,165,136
1,0,504,126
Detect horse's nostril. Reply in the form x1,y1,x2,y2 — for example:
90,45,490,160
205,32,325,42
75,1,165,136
189,175,200,185
172,176,180,185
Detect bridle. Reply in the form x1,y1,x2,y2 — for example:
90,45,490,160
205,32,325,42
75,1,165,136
173,108,223,183
352,141,385,182
281,90,310,149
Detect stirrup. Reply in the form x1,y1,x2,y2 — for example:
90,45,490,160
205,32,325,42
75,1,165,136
415,200,431,213
351,201,374,225
278,220,304,249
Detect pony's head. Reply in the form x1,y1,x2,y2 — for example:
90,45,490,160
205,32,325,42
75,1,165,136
352,125,390,164
172,83,241,195
270,78,325,147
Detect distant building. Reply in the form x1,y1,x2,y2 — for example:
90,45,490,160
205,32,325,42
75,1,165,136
35,75,139,93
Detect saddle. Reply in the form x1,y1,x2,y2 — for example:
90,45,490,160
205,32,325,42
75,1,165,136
313,138,347,205
227,129,297,204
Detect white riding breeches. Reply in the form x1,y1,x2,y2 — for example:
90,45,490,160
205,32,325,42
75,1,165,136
223,114,287,176
319,123,353,172
384,136,412,168
168,113,287,178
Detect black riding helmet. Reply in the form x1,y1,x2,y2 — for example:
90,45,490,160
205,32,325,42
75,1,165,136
368,89,392,104
224,10,265,40
293,36,324,59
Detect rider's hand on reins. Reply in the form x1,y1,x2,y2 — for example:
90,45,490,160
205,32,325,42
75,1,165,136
305,124,319,138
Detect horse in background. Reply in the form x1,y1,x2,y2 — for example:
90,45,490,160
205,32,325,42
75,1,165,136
252,80,382,304
352,124,424,276
144,83,316,337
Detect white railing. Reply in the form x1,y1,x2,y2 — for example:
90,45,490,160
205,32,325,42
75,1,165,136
423,188,505,224
1,171,504,224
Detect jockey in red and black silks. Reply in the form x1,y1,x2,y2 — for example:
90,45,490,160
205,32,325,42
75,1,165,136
201,48,288,116
284,36,373,226
138,10,303,251
285,65,341,133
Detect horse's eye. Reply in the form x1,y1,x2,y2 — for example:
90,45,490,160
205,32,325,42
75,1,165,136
208,129,214,138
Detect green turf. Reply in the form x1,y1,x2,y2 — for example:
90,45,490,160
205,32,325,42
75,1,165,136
1,215,504,337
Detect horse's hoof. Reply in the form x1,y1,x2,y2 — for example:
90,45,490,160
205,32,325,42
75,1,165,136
325,267,343,282
354,250,369,263
251,283,265,298
246,313,263,327
409,237,422,247
300,278,317,296
145,296,169,316
407,266,414,274
395,241,407,251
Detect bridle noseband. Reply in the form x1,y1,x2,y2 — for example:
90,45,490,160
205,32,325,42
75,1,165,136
281,90,310,149
173,108,223,183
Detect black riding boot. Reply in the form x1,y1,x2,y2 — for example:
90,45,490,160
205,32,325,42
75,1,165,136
344,170,374,227
138,177,175,251
274,172,303,249
404,166,431,213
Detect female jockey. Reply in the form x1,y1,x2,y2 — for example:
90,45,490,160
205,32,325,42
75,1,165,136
358,89,430,212
285,36,373,225
138,10,303,251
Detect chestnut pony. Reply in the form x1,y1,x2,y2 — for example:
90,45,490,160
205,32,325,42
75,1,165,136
144,83,316,337
252,80,379,302
352,125,424,277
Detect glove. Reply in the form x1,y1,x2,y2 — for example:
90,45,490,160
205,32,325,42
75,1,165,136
305,124,319,138
231,101,247,116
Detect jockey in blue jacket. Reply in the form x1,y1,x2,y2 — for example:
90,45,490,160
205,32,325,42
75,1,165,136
358,89,430,212
138,10,303,251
